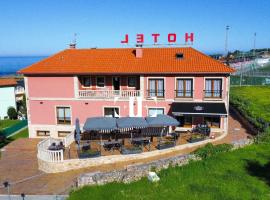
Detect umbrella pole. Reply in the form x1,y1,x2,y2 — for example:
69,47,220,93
100,134,102,155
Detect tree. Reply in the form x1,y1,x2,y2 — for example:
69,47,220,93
7,107,17,120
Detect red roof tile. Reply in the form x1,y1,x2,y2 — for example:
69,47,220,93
0,78,17,87
18,47,235,75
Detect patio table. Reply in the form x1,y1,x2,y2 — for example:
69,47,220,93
103,140,122,151
131,137,151,145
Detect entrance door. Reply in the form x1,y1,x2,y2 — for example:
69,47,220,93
113,77,120,90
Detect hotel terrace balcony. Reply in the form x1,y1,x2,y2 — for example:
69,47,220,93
78,89,142,99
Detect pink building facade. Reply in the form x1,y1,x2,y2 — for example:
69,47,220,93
20,47,234,138
24,74,230,138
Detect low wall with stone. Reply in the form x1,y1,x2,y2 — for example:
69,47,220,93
77,154,196,187
38,132,228,173
76,138,253,187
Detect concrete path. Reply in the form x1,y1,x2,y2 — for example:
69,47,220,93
0,195,67,200
0,112,252,195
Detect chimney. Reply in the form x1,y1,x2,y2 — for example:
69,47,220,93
135,44,143,58
69,43,76,49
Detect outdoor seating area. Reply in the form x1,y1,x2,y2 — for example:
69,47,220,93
71,115,218,159
48,141,65,151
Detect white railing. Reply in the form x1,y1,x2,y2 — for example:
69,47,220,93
78,90,141,99
37,137,64,163
62,132,75,147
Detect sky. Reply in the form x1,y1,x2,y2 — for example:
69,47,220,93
0,0,269,56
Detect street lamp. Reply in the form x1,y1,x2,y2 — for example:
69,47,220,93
3,181,11,200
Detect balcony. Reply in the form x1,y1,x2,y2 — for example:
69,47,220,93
175,90,193,98
204,90,223,99
78,90,142,99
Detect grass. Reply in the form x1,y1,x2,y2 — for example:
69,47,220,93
0,128,28,149
69,144,270,200
230,86,270,125
0,119,20,130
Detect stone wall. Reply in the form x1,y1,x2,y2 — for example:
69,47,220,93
77,154,196,187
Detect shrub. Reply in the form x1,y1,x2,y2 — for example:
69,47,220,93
7,107,17,120
194,143,233,159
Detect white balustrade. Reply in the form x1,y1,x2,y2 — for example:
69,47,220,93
78,90,141,99
62,132,75,147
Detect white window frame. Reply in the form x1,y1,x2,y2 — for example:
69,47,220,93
55,105,72,125
147,107,165,116
103,106,120,118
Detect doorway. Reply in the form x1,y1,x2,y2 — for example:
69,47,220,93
113,77,120,90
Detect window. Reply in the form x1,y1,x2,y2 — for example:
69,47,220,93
128,77,137,87
58,131,71,137
56,107,71,124
148,78,164,98
37,130,50,136
205,79,222,98
177,116,192,128
148,108,164,117
176,79,193,98
204,116,220,128
96,76,105,87
104,107,120,118
80,76,91,88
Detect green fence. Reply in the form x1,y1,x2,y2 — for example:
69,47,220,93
0,120,28,137
231,76,270,86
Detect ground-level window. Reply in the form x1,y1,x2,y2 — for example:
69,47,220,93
96,76,105,87
128,76,137,87
148,108,164,117
80,76,91,88
204,116,220,128
104,107,120,118
56,107,71,125
177,116,192,128
58,131,71,137
37,130,50,136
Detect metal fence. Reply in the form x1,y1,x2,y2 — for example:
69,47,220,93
231,75,270,86
0,120,28,137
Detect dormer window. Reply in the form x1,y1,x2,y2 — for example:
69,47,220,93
176,53,184,59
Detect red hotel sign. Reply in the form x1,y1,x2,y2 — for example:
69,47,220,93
121,33,194,44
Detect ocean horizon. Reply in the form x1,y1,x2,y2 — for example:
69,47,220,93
0,56,48,76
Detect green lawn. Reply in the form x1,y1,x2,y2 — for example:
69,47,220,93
0,128,28,149
0,119,20,130
69,144,270,200
230,86,270,129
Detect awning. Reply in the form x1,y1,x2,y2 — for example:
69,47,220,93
83,117,117,131
171,102,227,116
146,114,180,127
117,117,148,129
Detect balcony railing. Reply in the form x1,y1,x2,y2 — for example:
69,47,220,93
146,90,165,98
78,90,141,99
204,90,223,98
175,90,193,98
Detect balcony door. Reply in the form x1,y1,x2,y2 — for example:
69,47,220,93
148,78,164,98
113,77,120,91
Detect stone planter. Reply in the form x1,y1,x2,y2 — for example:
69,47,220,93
79,150,101,159
157,142,175,150
121,147,143,155
188,137,205,143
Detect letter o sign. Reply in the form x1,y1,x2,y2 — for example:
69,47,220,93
168,33,176,43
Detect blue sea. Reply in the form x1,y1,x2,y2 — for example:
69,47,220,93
0,56,48,76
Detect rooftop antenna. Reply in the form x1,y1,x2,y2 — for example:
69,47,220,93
69,33,77,49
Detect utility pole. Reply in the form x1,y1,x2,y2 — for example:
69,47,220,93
253,32,256,57
225,25,230,56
